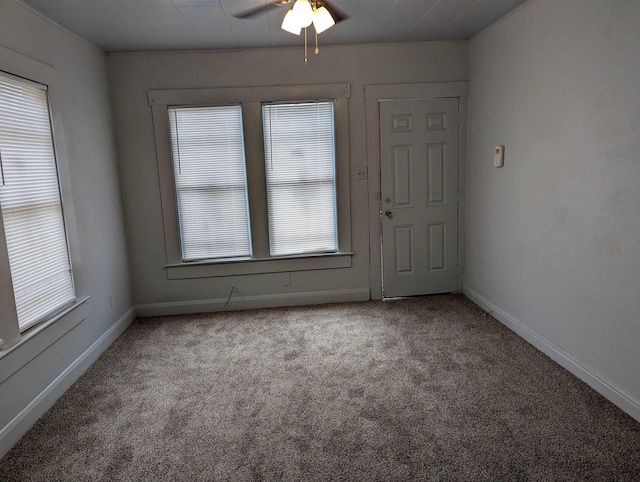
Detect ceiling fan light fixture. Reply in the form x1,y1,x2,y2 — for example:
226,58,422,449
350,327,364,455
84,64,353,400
291,0,313,28
281,9,302,35
312,6,335,34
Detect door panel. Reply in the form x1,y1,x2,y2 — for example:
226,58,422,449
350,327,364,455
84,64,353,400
394,225,414,275
426,143,446,205
381,98,459,298
392,145,413,207
427,223,447,271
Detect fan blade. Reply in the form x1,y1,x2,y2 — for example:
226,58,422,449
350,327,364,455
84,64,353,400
233,0,292,19
320,0,348,24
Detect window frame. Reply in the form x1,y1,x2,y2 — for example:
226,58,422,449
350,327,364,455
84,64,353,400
262,100,338,257
0,45,84,352
0,70,76,332
149,83,352,280
168,104,253,261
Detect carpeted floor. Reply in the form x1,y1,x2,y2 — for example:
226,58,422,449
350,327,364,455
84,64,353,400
1,294,639,481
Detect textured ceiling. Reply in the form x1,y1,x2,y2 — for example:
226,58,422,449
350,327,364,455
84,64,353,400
21,0,528,53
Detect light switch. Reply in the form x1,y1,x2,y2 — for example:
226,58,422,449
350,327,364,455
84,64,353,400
494,145,504,167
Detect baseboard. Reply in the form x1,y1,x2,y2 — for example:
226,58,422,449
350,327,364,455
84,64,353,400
463,285,640,423
0,307,136,459
135,288,371,317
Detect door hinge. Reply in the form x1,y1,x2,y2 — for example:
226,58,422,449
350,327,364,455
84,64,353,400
457,113,460,125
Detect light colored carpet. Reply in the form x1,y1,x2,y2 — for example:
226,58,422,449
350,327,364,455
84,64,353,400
1,294,639,481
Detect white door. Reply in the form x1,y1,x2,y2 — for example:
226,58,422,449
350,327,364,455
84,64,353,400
380,98,459,298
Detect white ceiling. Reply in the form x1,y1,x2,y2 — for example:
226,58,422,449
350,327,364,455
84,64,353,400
21,0,527,53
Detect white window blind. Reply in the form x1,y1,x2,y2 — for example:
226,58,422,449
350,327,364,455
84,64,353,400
0,72,75,332
263,101,337,256
168,105,251,261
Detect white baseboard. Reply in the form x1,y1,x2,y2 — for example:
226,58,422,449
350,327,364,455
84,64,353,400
135,288,371,317
0,307,136,460
463,285,640,423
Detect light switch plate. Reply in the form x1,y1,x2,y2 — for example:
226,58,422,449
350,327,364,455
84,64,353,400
355,166,368,180
494,145,504,167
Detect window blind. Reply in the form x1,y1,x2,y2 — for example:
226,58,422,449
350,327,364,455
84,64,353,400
0,72,75,332
263,101,337,256
168,105,251,261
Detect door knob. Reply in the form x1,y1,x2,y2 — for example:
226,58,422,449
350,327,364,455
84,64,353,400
385,211,393,219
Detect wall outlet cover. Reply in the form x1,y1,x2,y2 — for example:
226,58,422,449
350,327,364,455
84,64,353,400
355,166,368,180
494,145,504,167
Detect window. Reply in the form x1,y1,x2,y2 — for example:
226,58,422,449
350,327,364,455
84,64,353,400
168,105,251,261
263,102,337,256
150,83,352,279
0,71,75,332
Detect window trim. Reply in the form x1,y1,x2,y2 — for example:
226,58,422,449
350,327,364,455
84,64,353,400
0,45,81,350
168,104,253,261
262,100,338,257
0,70,77,332
149,83,352,280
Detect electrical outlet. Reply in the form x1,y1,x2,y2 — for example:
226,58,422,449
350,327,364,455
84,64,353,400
109,293,114,308
283,274,291,286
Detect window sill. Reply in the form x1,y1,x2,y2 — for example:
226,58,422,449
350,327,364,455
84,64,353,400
0,296,90,384
165,252,354,280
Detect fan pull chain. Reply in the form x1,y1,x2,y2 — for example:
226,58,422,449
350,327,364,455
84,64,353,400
304,27,308,64
313,0,319,54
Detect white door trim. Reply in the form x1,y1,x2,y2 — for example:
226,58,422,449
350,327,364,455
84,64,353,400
364,82,469,300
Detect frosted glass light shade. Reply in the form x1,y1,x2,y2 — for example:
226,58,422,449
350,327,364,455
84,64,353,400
292,0,313,28
281,9,302,35
312,6,335,34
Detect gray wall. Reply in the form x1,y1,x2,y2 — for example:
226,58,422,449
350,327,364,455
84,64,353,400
0,0,132,455
466,0,640,418
107,42,468,312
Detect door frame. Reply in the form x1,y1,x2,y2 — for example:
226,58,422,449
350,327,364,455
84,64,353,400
364,82,469,300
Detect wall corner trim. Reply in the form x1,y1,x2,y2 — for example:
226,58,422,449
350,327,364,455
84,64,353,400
462,285,640,423
0,307,136,460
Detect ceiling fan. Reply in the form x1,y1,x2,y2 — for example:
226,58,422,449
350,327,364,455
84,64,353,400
234,0,348,63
